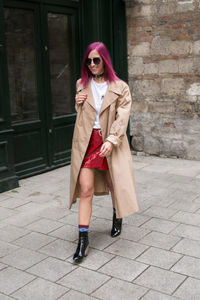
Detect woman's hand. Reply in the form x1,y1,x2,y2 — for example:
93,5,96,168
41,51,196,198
75,93,87,104
99,141,113,157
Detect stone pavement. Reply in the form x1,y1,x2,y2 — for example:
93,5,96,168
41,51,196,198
0,155,200,300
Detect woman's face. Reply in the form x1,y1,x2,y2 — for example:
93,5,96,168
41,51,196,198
86,50,104,76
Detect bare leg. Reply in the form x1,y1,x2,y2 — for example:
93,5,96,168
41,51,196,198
78,168,94,225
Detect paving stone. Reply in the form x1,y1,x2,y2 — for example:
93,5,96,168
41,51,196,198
172,238,200,258
170,211,200,226
92,206,113,220
170,224,200,241
139,231,181,250
0,207,16,221
0,262,7,270
120,224,150,242
0,197,31,209
171,255,200,279
26,218,63,234
0,293,15,299
27,257,77,281
59,290,96,300
141,218,178,234
123,213,151,227
0,248,46,270
134,266,186,294
89,232,119,250
141,290,179,299
0,225,30,242
168,200,200,213
173,277,200,299
68,248,114,270
99,256,148,281
90,218,112,234
38,207,71,221
15,202,49,213
4,212,40,227
104,238,148,259
14,232,56,250
136,247,182,269
12,277,68,300
57,267,110,294
0,241,19,258
59,211,79,225
143,206,177,219
49,224,78,242
39,239,75,260
0,267,35,295
92,278,147,300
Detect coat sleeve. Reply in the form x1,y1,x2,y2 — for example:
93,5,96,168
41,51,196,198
105,83,132,147
75,79,82,112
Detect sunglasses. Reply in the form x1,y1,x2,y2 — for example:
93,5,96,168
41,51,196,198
85,57,101,66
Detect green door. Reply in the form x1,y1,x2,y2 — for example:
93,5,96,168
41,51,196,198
4,1,79,178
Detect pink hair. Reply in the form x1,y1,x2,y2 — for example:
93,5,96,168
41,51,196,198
80,42,119,87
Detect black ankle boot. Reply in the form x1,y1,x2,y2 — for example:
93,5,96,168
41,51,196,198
73,231,89,263
111,211,122,238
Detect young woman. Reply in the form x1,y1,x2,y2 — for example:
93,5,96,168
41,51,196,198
69,42,139,263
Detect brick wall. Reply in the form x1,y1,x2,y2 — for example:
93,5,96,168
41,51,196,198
125,0,200,160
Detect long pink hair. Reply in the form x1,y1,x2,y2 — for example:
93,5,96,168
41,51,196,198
80,42,119,87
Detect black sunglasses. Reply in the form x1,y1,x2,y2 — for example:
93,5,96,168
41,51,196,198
85,57,101,66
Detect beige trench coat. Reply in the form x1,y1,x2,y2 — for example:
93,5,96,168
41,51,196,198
69,78,139,218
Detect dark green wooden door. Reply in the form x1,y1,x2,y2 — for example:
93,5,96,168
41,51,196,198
4,1,79,178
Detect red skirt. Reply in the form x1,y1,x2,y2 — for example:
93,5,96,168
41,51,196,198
81,129,109,170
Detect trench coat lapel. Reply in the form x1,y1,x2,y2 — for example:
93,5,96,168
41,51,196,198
100,81,122,115
77,82,96,111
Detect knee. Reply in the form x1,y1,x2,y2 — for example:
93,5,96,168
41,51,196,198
80,184,94,199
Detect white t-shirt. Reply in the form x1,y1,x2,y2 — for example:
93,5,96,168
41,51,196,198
91,78,108,129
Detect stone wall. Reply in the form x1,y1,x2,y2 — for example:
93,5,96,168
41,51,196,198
125,0,200,160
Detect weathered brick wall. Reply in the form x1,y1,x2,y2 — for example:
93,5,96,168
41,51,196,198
125,0,200,160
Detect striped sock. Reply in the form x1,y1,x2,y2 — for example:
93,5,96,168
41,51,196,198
78,225,89,232
113,208,116,214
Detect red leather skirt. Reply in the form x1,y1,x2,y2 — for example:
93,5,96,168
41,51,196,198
81,129,109,170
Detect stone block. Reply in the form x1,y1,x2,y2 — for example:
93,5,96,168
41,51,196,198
136,246,182,270
1,248,46,270
27,257,77,281
161,78,185,95
57,268,110,294
139,231,181,250
143,205,177,219
144,62,158,74
151,36,171,56
131,42,150,56
170,211,200,226
104,238,149,259
172,238,200,258
0,267,35,295
0,240,19,258
159,59,179,74
178,58,194,73
38,239,75,260
141,217,178,234
92,278,147,300
133,80,160,97
186,82,200,96
14,232,55,251
170,223,200,241
142,290,178,300
128,57,144,75
171,255,200,279
69,248,114,271
99,256,148,281
134,266,186,294
59,290,96,300
12,278,68,300
174,277,200,299
193,40,200,55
